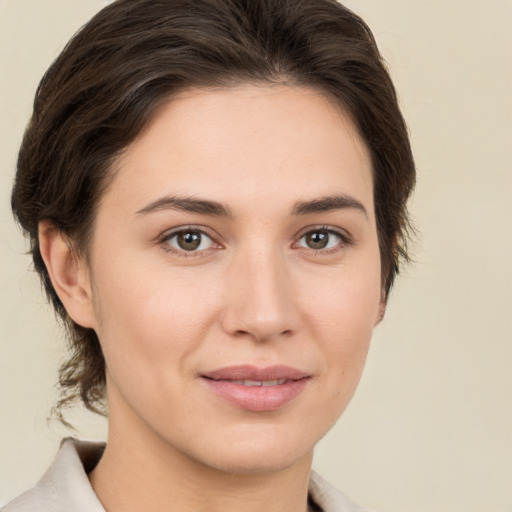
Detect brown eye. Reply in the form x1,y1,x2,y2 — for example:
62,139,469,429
297,229,344,251
177,231,202,250
305,231,329,249
165,229,214,252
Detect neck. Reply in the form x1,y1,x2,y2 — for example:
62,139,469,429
89,409,314,512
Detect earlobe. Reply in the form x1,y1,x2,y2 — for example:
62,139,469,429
38,220,96,329
375,295,387,326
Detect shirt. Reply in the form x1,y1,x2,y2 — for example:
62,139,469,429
2,438,368,512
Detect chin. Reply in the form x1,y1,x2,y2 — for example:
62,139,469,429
179,423,318,476
204,444,312,475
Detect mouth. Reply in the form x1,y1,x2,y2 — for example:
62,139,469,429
215,378,289,387
202,364,309,382
200,365,311,412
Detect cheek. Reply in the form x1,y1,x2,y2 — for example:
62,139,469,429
304,263,381,386
307,260,382,336
90,261,221,379
298,283,377,441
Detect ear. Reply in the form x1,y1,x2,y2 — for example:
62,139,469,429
375,298,387,326
374,290,388,327
38,220,97,329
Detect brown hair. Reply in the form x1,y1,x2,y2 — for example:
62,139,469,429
11,0,415,418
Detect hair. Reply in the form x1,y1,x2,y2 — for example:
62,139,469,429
11,0,415,419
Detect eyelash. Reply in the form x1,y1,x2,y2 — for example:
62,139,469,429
158,225,351,258
294,225,352,255
158,226,220,258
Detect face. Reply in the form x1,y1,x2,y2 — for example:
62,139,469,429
81,84,383,474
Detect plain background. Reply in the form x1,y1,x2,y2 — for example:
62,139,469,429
0,1,511,511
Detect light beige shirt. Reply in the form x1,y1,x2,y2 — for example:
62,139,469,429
2,438,367,512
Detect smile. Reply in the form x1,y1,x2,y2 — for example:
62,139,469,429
201,365,310,412
220,379,288,386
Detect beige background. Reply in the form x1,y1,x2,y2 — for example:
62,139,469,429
1,1,511,511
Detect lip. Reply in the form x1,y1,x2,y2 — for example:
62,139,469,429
201,365,311,412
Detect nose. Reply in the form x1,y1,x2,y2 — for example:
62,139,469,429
220,247,301,343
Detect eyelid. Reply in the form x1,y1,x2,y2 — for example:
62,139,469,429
294,224,351,241
292,225,353,251
156,224,352,257
158,225,223,257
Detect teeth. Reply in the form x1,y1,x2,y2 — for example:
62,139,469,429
239,379,287,387
242,380,263,386
262,379,287,386
216,378,289,386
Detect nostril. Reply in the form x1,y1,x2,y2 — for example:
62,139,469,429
220,289,301,342
232,328,294,341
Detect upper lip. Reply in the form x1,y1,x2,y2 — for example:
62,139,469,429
201,365,310,381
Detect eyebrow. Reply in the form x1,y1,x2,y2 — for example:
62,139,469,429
292,194,368,218
136,195,233,217
136,193,367,218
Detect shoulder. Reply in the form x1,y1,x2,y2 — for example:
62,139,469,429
1,487,50,512
3,440,372,512
1,438,105,512
309,471,372,512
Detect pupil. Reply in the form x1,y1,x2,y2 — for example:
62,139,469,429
177,231,201,250
307,231,329,249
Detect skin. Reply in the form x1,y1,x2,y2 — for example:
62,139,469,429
40,84,385,512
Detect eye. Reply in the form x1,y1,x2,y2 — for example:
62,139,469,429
296,228,345,251
163,228,216,253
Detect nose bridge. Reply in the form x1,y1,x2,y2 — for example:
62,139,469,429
221,242,299,342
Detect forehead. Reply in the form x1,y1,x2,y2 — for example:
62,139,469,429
105,84,373,216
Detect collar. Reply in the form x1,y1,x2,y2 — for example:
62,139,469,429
4,438,366,512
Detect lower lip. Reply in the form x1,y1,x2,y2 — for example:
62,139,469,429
203,378,309,412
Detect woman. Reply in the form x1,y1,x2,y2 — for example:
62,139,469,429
4,0,415,511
